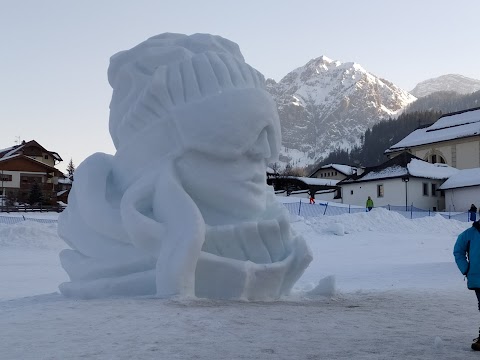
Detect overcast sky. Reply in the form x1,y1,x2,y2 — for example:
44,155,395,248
1,0,478,172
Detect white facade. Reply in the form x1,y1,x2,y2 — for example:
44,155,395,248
1,171,20,189
406,139,480,170
341,177,446,211
443,186,480,212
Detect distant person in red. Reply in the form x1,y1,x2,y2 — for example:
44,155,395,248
309,191,315,204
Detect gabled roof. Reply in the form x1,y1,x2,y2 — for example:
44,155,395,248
385,107,480,153
0,154,63,176
309,163,359,177
339,151,458,184
0,140,63,162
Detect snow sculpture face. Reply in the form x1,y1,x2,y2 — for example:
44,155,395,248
57,33,312,300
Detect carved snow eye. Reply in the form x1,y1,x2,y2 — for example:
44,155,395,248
245,128,271,160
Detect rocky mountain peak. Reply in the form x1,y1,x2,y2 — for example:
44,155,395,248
266,57,416,169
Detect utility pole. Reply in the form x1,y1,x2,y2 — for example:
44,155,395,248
402,176,409,212
1,169,4,206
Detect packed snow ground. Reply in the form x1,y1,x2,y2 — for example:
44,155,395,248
1,205,480,359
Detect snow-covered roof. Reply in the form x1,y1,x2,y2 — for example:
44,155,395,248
341,153,458,184
294,176,339,186
58,177,72,184
319,163,357,175
407,159,459,179
438,168,480,190
387,108,480,152
3,145,24,158
0,140,63,162
359,165,407,182
0,154,21,162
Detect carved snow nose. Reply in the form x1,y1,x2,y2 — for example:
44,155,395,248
246,128,271,160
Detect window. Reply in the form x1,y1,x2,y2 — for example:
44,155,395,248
377,184,384,197
440,190,445,197
44,155,49,160
423,183,429,196
350,190,353,195
334,189,341,199
0,174,12,182
431,183,437,197
335,171,338,176
429,153,446,164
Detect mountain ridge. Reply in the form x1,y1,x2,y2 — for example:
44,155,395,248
410,74,480,98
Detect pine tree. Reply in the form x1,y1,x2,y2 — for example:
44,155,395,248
67,158,75,177
28,182,44,205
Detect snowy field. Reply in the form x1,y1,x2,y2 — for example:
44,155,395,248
1,205,480,359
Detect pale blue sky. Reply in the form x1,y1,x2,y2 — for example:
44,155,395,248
1,0,479,172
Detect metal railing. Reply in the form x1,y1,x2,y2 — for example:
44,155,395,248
282,200,471,222
0,204,65,213
0,201,472,225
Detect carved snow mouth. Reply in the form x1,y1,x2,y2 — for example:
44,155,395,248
201,216,291,264
192,206,312,300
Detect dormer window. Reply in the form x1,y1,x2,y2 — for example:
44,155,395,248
44,155,48,160
426,152,446,164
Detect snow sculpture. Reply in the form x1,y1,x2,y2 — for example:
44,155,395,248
58,33,312,300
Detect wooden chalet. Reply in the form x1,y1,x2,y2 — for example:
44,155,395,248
0,140,70,205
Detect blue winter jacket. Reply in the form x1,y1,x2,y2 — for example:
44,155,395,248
454,221,480,289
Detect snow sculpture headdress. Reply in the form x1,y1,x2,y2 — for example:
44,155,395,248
57,33,312,300
107,33,280,162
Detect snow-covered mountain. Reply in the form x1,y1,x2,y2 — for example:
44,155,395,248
266,56,416,169
410,74,480,98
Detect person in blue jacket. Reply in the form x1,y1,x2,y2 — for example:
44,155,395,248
454,220,480,350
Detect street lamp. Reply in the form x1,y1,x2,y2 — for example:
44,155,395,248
401,176,409,211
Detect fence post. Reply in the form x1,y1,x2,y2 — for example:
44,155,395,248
349,204,350,214
410,205,413,219
298,200,302,216
323,202,329,215
388,204,390,211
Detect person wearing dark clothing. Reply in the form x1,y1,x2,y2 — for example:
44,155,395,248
454,220,480,350
309,190,315,204
470,204,477,222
